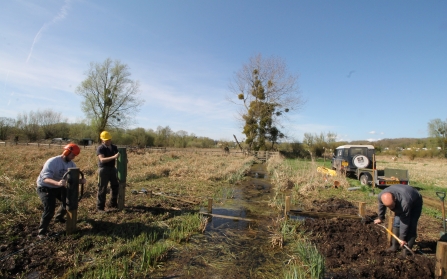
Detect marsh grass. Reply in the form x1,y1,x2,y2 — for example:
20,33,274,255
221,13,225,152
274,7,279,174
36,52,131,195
283,239,325,279
164,213,206,243
0,145,253,278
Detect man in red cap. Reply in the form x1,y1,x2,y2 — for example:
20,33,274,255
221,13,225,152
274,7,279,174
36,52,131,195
36,143,86,238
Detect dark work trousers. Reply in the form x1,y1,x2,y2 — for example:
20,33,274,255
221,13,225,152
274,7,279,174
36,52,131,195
406,197,423,240
37,186,66,235
97,166,119,210
394,198,423,240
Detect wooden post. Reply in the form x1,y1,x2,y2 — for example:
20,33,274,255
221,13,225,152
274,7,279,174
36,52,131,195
358,202,366,219
66,168,80,235
372,154,376,193
436,241,447,278
208,198,213,213
149,190,153,198
387,209,395,245
285,196,291,220
117,147,127,210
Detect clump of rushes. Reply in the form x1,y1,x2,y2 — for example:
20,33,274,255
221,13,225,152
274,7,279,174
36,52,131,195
164,213,206,243
284,239,325,279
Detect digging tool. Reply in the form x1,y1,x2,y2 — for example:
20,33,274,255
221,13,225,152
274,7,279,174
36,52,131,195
436,191,447,241
376,223,415,256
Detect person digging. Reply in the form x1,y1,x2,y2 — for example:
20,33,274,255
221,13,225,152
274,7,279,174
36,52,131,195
374,184,423,257
36,144,87,238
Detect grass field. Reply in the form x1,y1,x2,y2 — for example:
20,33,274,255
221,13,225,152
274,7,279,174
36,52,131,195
0,145,445,278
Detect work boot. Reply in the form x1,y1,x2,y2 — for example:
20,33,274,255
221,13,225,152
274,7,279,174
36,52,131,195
38,218,51,236
107,199,118,208
386,227,400,252
401,236,416,257
55,206,66,223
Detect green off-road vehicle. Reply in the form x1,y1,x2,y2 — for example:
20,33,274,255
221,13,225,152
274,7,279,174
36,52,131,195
331,144,409,187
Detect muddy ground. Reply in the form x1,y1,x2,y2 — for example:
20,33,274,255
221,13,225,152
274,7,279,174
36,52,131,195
0,165,441,278
303,198,437,279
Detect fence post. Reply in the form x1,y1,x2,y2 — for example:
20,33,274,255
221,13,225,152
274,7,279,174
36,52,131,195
285,196,291,220
117,147,127,210
358,202,366,219
207,198,213,213
436,241,447,278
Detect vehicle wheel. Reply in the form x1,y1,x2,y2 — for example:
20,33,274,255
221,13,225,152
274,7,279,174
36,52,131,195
352,155,369,168
360,174,370,185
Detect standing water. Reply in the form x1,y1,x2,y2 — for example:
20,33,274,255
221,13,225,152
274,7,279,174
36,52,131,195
156,163,290,279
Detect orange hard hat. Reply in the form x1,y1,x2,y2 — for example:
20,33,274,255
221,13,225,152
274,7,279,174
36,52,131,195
62,143,80,156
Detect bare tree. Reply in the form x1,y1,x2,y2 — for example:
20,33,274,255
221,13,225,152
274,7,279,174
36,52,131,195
229,54,305,150
303,131,337,161
428,118,447,156
0,117,15,140
154,126,173,147
16,111,42,142
76,58,144,141
36,109,67,139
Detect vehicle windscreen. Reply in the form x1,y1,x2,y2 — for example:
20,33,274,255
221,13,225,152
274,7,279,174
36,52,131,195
349,148,367,156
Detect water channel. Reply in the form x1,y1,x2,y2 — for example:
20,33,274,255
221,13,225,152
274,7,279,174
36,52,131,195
156,162,291,279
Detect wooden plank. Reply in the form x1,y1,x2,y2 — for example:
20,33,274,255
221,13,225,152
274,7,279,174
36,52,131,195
199,212,255,222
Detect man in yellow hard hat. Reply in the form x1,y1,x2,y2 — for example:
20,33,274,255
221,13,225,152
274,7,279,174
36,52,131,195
96,131,120,212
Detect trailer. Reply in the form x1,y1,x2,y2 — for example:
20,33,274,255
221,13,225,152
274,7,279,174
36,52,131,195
331,144,409,187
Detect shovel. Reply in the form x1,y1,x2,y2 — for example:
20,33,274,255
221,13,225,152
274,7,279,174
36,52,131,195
376,223,415,256
436,191,447,241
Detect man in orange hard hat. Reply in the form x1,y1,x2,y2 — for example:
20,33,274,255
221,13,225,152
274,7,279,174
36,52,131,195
96,131,120,212
36,143,87,238
374,184,423,257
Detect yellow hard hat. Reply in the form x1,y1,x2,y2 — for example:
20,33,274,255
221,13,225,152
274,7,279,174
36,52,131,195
100,131,112,140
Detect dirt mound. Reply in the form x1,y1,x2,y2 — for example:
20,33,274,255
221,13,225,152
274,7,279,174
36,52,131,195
310,197,359,215
303,217,436,278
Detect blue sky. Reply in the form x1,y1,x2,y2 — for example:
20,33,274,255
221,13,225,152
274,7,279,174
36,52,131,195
1,0,446,142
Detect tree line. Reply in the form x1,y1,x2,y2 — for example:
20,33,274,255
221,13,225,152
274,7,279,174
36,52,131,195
0,114,215,148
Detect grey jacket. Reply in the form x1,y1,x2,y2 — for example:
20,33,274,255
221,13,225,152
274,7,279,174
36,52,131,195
377,184,422,240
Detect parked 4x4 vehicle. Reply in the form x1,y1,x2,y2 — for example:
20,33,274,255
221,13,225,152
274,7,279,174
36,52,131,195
331,145,375,175
331,145,409,187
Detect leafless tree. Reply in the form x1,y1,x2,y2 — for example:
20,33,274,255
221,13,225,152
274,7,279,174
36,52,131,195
36,109,67,139
0,117,15,140
76,58,144,141
228,54,306,150
16,111,42,142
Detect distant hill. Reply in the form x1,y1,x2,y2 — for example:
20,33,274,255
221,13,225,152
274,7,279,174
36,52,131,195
349,138,437,150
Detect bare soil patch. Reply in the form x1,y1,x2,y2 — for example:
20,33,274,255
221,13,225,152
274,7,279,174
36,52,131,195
302,198,437,279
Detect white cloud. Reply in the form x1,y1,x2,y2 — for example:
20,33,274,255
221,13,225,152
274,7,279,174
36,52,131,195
27,0,72,63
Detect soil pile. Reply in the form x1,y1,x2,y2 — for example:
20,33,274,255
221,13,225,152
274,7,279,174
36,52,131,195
303,199,437,279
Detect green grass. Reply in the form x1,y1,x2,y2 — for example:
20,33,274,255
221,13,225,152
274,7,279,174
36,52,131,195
283,239,325,279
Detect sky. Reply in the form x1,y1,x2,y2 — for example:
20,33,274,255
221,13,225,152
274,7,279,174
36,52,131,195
1,0,446,143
